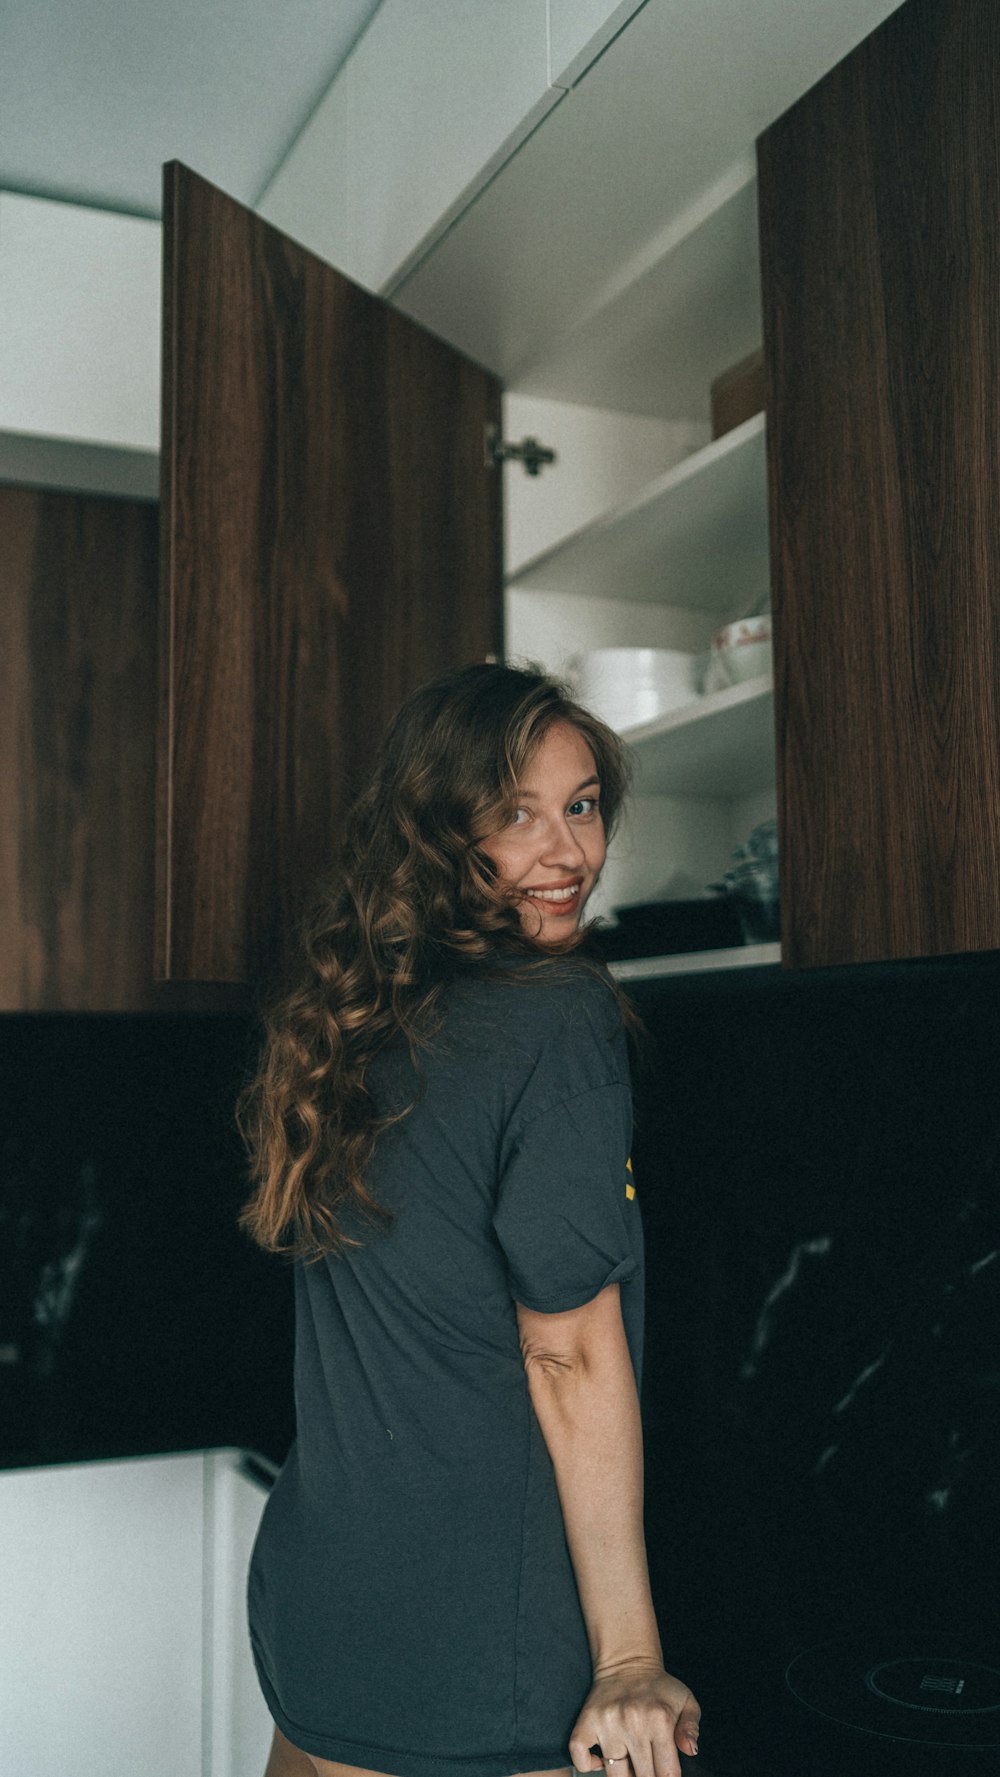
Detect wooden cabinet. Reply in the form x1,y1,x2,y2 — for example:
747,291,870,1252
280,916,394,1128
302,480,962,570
12,0,993,989
1,170,502,1006
758,0,1000,967
158,164,502,986
0,485,160,1011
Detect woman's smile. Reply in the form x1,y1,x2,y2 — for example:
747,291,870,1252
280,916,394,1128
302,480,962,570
522,877,584,913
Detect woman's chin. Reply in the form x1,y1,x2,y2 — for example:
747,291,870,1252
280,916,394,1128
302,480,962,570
520,909,584,946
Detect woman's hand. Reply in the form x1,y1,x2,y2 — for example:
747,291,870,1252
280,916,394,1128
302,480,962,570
569,1659,701,1777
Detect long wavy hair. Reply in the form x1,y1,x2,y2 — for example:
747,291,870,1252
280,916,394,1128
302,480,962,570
236,662,632,1262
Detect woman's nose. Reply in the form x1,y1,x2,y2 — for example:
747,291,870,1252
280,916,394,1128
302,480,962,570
540,816,585,865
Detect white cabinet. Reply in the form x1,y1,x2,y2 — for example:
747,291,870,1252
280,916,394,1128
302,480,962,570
204,1452,280,1777
0,1448,275,1777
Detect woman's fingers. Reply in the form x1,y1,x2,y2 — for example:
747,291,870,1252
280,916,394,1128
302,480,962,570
598,1735,683,1777
675,1704,701,1756
569,1722,683,1777
567,1734,609,1771
569,1670,701,1777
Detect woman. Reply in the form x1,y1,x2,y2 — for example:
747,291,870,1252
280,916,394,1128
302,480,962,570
239,662,701,1777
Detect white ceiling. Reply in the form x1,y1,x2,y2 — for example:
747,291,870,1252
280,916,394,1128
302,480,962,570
0,0,383,217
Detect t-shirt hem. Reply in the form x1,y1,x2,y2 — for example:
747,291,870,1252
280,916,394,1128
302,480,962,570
511,1256,639,1316
252,1641,571,1777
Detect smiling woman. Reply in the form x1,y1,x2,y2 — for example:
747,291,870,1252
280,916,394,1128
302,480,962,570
479,721,608,943
237,662,701,1777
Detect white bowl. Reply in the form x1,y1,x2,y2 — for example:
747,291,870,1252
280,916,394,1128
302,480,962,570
709,616,773,687
569,648,698,730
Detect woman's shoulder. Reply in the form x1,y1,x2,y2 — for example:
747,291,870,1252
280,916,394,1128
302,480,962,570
446,953,624,1051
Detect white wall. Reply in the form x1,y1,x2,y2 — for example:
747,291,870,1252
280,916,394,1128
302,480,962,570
0,192,160,453
257,0,556,294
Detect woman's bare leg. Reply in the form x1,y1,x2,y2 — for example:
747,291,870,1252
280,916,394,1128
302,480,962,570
308,1765,571,1777
309,1769,572,1777
264,1725,320,1776
307,1763,571,1777
265,1726,572,1777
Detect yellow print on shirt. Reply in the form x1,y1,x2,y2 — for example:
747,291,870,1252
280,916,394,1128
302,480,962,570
625,1156,636,1200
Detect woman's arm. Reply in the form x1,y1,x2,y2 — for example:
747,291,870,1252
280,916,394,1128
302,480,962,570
517,1284,701,1776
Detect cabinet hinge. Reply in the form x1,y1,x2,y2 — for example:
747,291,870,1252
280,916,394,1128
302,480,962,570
485,424,556,477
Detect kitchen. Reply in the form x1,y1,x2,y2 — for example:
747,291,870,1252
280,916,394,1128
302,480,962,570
2,1,999,1772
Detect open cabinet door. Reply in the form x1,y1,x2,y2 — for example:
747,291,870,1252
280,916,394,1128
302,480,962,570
157,163,502,986
758,0,1000,968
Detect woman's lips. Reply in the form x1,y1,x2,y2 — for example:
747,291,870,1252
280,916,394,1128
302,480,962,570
521,879,584,915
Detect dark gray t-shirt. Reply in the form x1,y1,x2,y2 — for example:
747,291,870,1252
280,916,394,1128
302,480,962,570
248,961,645,1777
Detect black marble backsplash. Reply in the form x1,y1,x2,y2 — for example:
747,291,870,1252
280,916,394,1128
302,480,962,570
3,955,999,1774
0,1014,294,1467
630,955,1000,1777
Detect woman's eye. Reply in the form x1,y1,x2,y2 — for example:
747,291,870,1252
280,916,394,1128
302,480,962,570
512,807,531,826
568,797,599,818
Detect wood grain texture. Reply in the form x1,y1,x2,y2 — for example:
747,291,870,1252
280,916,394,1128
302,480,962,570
758,0,1000,967
158,164,502,985
0,485,159,1010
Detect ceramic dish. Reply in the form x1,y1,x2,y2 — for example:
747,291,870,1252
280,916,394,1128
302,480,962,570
568,647,698,730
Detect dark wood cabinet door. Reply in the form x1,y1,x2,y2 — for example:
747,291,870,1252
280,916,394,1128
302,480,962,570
758,0,1000,968
159,163,503,986
0,485,159,1011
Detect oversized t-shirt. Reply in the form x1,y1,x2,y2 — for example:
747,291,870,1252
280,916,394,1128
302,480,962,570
247,960,645,1777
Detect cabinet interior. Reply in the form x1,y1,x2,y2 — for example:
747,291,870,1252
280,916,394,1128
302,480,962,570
500,174,775,924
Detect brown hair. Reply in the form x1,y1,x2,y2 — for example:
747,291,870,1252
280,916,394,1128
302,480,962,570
236,662,632,1261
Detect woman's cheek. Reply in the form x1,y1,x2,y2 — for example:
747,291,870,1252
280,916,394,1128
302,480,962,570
492,847,521,892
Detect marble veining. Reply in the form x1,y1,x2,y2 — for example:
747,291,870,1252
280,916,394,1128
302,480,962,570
738,1235,833,1379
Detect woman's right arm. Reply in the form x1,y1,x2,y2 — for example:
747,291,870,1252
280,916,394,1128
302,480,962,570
517,1283,701,1777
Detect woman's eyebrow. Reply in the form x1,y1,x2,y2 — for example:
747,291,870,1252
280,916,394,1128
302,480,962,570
519,776,601,800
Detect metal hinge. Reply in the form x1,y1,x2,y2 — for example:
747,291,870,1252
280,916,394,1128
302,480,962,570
485,423,556,477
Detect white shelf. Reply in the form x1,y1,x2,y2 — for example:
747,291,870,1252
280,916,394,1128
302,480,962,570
621,674,775,796
505,414,768,611
611,942,781,981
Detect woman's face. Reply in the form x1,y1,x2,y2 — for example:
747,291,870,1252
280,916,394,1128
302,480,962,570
480,720,607,944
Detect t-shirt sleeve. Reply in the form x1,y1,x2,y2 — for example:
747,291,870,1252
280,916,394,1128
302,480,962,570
492,976,638,1314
